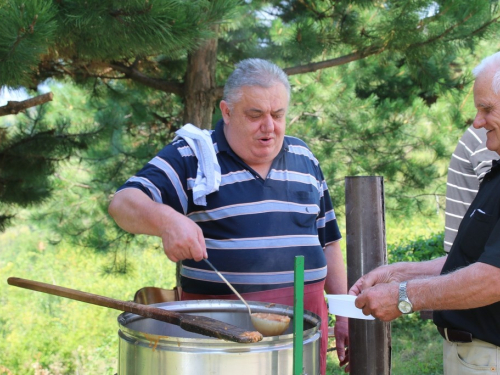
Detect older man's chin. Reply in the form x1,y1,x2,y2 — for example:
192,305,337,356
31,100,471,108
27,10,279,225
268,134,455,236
485,139,500,155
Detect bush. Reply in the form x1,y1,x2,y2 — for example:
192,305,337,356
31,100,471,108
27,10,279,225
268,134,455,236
388,232,444,263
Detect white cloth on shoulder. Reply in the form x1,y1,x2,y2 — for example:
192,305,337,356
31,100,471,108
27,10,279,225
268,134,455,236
174,123,221,206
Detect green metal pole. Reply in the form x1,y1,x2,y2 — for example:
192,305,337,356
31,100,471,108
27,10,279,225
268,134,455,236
293,256,304,375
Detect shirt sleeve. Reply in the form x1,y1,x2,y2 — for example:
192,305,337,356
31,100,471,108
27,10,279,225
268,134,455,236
317,166,342,247
115,142,192,215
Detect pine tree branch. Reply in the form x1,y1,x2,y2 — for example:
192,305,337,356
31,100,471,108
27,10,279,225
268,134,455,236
0,92,53,117
469,14,500,37
109,4,153,24
282,13,500,77
283,46,385,76
410,13,474,48
211,44,381,99
296,0,329,19
0,13,38,63
108,62,184,96
410,13,500,49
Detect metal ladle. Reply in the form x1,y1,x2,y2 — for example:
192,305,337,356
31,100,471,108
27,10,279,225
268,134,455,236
203,259,291,336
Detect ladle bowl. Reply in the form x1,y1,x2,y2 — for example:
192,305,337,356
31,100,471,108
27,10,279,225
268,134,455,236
250,312,291,336
203,259,291,336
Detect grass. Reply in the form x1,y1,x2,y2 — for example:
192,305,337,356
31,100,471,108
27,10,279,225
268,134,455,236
326,315,443,374
0,225,176,375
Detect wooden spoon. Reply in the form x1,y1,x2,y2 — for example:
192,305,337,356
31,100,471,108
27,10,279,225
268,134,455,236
7,277,263,343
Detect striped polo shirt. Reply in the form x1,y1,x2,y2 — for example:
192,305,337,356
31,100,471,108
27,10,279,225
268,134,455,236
444,126,497,252
117,120,341,294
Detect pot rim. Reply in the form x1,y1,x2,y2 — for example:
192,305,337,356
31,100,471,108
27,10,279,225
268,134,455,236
118,299,321,346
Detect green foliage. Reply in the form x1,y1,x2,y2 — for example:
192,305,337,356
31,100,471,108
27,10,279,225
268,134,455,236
0,0,239,87
53,0,224,59
0,224,176,375
0,0,499,267
286,60,456,217
0,0,57,87
26,81,184,257
327,317,443,375
0,2,496,373
388,232,445,263
389,316,443,375
0,83,98,231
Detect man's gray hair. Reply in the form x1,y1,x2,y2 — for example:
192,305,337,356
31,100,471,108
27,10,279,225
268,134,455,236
223,58,291,108
472,51,500,94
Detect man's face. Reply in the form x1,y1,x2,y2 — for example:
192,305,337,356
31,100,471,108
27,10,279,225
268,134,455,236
473,67,500,155
220,83,289,170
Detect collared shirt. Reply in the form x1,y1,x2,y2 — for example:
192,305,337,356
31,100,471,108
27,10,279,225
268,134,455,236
434,158,500,346
116,120,341,294
444,126,497,252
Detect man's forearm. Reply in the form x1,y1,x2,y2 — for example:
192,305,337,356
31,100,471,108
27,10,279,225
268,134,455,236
108,188,207,262
409,261,500,312
390,256,447,282
108,188,174,237
324,241,348,295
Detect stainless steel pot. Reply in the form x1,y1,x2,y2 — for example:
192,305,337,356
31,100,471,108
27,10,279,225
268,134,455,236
118,299,321,375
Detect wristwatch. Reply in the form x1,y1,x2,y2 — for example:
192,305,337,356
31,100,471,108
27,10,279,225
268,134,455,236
397,281,413,314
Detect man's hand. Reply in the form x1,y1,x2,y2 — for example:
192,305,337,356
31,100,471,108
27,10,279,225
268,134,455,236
348,264,405,322
333,317,350,372
354,282,402,321
160,213,207,262
349,264,404,296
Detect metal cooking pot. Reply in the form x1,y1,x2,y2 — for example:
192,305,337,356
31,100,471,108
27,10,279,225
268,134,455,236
118,299,321,375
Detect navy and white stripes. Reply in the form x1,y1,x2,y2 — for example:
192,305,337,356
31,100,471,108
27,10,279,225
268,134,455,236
116,120,341,294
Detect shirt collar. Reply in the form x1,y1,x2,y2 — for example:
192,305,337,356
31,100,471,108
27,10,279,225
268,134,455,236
214,119,231,153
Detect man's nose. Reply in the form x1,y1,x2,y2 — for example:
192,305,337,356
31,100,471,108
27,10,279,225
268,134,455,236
473,112,485,129
261,114,274,132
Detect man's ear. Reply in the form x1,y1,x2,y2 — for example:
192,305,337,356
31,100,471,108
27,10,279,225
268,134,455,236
220,100,230,124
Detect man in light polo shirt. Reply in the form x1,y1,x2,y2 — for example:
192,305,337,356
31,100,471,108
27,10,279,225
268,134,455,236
109,58,349,374
444,125,497,251
349,51,500,375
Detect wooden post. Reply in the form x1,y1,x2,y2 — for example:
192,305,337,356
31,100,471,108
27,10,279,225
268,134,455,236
345,176,391,375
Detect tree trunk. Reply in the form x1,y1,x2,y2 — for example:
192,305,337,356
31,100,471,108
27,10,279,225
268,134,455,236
183,26,219,130
176,29,219,288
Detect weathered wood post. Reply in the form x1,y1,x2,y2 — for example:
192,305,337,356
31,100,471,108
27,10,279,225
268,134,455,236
345,176,391,375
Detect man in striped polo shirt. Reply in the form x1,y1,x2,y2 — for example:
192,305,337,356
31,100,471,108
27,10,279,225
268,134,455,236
444,125,497,252
109,58,349,374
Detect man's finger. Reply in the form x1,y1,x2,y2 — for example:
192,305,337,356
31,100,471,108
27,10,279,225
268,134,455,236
336,343,345,363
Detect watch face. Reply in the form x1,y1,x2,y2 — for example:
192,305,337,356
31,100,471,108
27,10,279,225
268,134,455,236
398,300,412,314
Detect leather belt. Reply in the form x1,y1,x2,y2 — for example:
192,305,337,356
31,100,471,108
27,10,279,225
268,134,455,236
437,326,473,343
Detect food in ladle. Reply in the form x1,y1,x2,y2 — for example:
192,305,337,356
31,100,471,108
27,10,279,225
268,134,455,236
203,259,291,337
251,312,291,336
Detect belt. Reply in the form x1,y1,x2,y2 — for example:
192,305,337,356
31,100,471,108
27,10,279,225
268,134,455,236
437,326,473,343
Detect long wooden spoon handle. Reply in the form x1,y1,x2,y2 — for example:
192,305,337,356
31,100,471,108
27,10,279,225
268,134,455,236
7,277,263,343
7,277,182,323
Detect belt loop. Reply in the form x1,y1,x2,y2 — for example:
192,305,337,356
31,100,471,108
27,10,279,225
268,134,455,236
444,328,450,342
